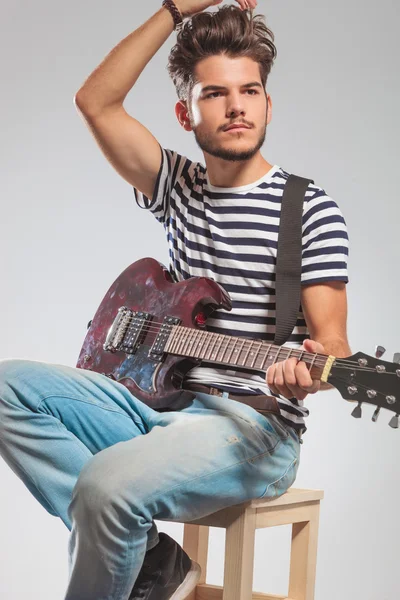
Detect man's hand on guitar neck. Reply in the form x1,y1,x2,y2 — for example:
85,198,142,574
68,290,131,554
266,339,325,402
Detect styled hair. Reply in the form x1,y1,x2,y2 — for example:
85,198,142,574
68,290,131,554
167,4,277,103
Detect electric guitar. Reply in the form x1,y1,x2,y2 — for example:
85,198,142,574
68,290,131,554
76,257,400,428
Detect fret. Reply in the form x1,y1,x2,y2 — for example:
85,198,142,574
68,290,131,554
242,339,254,366
260,344,273,370
202,331,214,360
251,341,263,369
226,336,239,363
207,333,220,361
234,338,247,365
164,326,176,353
218,335,231,364
180,329,191,356
214,334,225,362
193,329,204,358
196,330,208,359
308,353,318,372
170,326,182,354
202,332,213,361
271,346,281,365
176,327,186,354
186,329,198,357
178,327,188,354
187,329,200,357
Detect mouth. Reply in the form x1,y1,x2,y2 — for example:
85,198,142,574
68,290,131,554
223,126,251,132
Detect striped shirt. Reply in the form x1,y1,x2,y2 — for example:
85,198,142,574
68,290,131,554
133,145,349,432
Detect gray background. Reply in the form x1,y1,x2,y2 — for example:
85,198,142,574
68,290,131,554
1,1,399,598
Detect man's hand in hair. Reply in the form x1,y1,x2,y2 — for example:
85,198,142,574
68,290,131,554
176,0,258,19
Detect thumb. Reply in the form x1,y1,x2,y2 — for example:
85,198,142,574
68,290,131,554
302,338,326,355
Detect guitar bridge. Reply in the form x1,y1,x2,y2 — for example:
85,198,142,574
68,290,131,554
104,307,151,355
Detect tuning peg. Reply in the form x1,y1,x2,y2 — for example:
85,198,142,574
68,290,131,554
372,407,381,422
393,353,400,364
389,414,399,429
351,402,362,418
375,345,386,358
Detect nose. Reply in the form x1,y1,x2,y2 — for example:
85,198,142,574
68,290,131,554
226,93,246,118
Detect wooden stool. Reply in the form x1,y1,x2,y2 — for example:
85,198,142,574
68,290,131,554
182,488,324,600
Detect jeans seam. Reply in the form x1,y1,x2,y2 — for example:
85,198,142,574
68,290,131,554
37,394,138,421
259,455,298,499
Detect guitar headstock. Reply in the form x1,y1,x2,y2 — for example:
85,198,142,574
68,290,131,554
328,348,400,428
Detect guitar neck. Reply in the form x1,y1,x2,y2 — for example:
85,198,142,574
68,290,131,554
165,325,332,380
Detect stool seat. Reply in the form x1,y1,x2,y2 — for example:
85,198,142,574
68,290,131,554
182,488,324,600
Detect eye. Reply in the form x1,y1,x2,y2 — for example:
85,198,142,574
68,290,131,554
205,89,259,99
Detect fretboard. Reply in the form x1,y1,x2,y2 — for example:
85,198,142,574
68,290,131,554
164,325,328,376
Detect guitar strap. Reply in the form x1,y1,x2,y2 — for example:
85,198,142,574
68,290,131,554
273,174,314,346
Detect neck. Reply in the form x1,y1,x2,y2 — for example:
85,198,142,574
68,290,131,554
204,154,274,188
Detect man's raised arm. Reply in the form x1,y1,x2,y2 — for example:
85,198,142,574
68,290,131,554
73,1,249,199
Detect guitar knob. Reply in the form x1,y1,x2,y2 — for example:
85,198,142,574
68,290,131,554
351,402,362,419
375,345,386,358
372,407,381,422
195,312,207,328
389,414,399,429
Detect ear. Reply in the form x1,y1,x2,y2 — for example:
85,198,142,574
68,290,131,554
175,100,192,131
266,93,272,124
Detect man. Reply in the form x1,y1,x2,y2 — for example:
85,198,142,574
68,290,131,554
0,1,351,599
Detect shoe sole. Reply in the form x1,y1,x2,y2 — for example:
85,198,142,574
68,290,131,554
170,560,202,600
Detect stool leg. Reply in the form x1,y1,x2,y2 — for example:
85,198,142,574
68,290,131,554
288,502,320,600
182,524,209,600
223,507,256,600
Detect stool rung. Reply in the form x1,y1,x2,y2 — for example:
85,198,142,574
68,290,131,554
196,583,291,600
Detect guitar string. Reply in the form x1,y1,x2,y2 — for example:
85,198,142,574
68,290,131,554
116,321,392,371
123,333,395,375
121,322,392,371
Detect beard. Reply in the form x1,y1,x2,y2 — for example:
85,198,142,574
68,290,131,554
191,121,267,162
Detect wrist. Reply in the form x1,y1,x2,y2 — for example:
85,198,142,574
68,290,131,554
162,0,185,26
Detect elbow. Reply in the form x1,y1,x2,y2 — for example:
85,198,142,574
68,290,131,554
73,90,93,115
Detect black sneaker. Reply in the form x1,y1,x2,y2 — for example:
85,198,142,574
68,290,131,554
129,532,201,599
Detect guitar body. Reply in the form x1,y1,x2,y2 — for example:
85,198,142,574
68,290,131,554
77,257,232,411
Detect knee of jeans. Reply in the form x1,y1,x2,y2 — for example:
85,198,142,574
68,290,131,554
69,450,148,530
0,358,31,384
0,359,35,413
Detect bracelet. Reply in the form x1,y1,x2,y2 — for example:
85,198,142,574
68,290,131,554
162,0,184,32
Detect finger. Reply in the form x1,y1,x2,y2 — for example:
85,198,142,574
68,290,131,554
273,362,295,400
302,338,326,355
266,363,276,391
295,362,321,395
294,361,314,390
282,357,300,397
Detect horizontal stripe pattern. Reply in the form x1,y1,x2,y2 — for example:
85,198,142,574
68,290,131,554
134,145,349,432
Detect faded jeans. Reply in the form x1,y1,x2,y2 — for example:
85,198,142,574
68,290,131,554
0,358,300,600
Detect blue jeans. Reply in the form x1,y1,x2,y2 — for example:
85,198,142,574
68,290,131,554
0,358,300,600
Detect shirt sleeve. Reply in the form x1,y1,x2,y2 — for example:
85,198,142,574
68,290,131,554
301,186,349,285
132,144,190,225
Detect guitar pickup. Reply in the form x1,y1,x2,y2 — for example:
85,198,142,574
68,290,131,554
149,315,181,362
104,307,151,355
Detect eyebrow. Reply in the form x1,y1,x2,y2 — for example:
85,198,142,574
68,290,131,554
201,82,263,94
